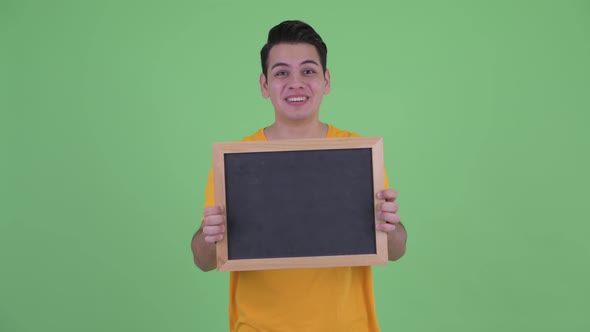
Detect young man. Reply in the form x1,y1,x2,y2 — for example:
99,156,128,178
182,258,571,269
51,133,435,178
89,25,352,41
191,20,407,332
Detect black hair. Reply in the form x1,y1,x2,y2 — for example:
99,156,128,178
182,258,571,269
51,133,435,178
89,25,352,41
260,20,328,78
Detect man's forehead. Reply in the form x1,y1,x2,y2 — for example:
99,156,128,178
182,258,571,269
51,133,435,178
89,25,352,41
268,43,321,65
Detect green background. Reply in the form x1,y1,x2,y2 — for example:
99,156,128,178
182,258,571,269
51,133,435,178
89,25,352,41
2,0,589,331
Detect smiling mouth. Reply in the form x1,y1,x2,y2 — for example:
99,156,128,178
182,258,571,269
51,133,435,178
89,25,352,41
286,96,308,103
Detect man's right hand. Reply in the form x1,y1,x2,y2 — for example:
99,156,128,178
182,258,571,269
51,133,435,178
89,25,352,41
202,205,226,243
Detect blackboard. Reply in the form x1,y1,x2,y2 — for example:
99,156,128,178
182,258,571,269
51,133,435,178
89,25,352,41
212,137,387,271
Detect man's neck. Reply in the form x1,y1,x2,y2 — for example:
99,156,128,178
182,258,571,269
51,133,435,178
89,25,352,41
264,121,328,140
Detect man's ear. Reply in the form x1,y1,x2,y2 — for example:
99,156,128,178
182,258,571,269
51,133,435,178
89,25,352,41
324,69,331,95
260,73,270,98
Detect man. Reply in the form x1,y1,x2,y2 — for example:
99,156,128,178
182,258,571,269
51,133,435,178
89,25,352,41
191,20,407,332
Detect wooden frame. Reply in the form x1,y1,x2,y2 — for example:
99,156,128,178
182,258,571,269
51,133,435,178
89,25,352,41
212,137,387,271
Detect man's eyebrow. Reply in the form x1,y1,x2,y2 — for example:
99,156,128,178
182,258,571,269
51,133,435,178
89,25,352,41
301,60,320,66
270,60,320,70
271,62,290,70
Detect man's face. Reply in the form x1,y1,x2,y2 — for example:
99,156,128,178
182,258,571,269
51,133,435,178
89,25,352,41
260,43,331,123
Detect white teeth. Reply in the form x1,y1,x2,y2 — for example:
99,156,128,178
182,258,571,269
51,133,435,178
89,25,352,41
287,97,307,102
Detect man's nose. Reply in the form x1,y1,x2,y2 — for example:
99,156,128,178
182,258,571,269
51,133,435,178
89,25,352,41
287,73,304,89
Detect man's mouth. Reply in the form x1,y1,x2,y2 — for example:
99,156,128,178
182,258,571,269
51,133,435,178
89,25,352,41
285,96,308,104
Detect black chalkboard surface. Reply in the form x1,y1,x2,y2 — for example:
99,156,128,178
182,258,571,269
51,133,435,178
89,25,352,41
213,137,387,271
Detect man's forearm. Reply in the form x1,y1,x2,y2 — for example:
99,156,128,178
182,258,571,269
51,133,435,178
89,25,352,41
191,228,217,271
387,223,407,261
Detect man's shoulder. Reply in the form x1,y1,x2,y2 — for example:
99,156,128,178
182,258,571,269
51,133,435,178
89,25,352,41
327,124,362,138
241,128,266,142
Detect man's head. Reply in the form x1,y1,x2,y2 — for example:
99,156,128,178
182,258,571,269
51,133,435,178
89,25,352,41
259,21,331,124
260,20,328,78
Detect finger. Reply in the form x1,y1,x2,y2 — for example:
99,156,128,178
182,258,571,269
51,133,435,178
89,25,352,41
377,189,398,202
203,225,225,236
378,212,401,224
378,202,399,213
205,234,223,243
376,223,396,233
203,214,225,226
203,205,224,217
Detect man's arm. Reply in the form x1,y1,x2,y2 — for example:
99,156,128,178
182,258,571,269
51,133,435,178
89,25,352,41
386,222,407,261
191,206,226,272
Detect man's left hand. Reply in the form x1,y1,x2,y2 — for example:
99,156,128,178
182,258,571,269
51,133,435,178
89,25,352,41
376,189,400,233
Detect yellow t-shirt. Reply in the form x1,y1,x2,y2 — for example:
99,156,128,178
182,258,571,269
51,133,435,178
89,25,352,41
203,124,383,332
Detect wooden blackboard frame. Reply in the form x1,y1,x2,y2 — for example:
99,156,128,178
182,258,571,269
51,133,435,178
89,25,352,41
212,137,387,271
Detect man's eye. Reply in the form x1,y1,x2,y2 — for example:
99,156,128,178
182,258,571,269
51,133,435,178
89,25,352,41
275,71,288,77
303,69,316,75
